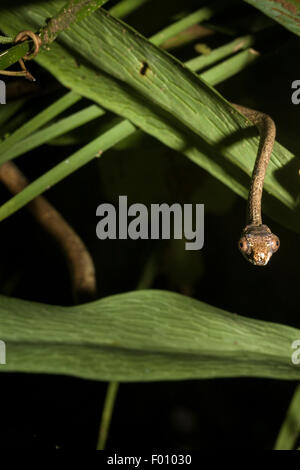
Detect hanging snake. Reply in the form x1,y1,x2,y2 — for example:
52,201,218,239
233,103,280,266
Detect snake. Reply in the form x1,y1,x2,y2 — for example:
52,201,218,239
233,104,280,266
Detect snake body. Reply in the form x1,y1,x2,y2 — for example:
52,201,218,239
233,104,280,266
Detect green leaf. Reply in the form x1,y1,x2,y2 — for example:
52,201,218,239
0,290,299,381
0,41,31,70
244,0,300,37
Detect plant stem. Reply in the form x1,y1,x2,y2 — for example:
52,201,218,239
274,385,300,450
0,90,81,157
0,35,13,44
0,161,97,302
136,254,158,290
0,70,29,78
150,0,229,46
97,382,119,450
0,99,26,128
2,105,105,161
109,0,150,19
0,120,135,221
199,48,259,86
40,0,110,44
185,35,254,72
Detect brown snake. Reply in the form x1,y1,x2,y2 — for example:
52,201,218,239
233,104,280,266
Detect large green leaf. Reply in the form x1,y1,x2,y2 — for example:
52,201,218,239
244,0,300,37
0,290,299,381
0,1,299,234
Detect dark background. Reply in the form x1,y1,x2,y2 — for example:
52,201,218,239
0,0,299,449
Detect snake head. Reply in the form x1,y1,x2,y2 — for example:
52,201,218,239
238,224,280,266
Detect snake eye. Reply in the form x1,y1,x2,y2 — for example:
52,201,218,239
238,237,249,253
271,235,280,253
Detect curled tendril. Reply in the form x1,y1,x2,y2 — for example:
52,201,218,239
0,30,41,81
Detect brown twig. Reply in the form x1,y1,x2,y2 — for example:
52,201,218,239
0,161,97,303
40,0,110,45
